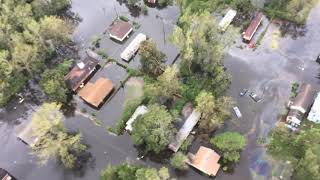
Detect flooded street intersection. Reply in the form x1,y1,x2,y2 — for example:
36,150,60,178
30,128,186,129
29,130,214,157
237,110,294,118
1,0,320,180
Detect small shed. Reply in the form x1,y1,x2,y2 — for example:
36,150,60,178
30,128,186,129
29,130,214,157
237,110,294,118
108,20,133,42
168,110,200,152
218,9,237,31
65,56,99,92
125,105,148,132
120,33,147,61
243,12,263,42
15,121,38,146
308,92,320,123
187,146,221,177
78,78,114,108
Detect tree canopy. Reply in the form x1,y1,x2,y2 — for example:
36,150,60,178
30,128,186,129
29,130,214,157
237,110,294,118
170,152,188,170
210,132,246,163
131,104,175,154
196,91,233,132
139,40,166,77
267,124,320,180
100,163,171,180
0,0,72,106
31,103,87,169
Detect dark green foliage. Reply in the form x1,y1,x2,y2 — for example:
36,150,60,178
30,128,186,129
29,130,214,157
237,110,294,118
267,125,320,180
0,0,71,106
180,135,194,153
131,104,175,154
119,15,130,22
291,82,300,98
40,60,71,103
264,0,317,24
139,40,166,77
97,50,108,59
211,132,246,163
91,36,101,48
170,152,188,170
113,99,142,135
100,163,170,180
31,0,71,18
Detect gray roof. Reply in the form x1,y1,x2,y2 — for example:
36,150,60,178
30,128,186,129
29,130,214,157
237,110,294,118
169,110,200,152
291,83,315,113
15,121,38,146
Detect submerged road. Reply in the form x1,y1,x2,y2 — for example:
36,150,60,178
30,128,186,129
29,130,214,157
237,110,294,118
0,1,320,180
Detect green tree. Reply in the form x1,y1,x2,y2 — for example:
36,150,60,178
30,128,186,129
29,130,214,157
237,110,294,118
131,104,175,153
170,152,188,170
294,145,320,180
39,16,72,46
40,60,71,103
210,132,246,163
139,40,166,76
100,163,171,180
32,0,71,17
144,65,182,103
31,103,87,169
195,91,233,132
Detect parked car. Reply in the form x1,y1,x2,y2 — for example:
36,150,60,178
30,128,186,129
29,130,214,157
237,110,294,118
239,89,248,96
0,168,17,180
233,106,242,118
249,92,262,102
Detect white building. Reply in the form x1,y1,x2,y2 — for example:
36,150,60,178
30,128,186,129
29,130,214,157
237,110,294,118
120,33,147,61
125,105,148,132
218,9,237,31
308,92,320,123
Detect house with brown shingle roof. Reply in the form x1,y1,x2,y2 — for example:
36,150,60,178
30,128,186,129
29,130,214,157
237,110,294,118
65,56,99,92
286,83,316,127
187,146,221,177
243,12,263,42
78,78,114,108
108,19,133,42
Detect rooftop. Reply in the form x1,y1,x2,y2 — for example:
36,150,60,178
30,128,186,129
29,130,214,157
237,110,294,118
65,56,99,92
187,146,221,176
290,83,315,113
125,105,148,132
15,121,38,146
120,33,147,61
78,78,114,108
108,19,133,42
168,110,200,152
243,12,263,41
308,92,320,123
218,9,237,31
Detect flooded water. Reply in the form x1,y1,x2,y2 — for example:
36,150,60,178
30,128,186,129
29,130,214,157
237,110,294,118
1,1,320,180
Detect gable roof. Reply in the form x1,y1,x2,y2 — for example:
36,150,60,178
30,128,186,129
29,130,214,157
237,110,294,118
169,110,200,152
108,20,133,42
65,56,99,92
291,83,315,113
243,12,263,41
187,146,221,176
78,78,114,107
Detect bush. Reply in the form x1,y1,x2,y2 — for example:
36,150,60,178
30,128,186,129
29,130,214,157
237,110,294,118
113,99,142,135
91,36,101,48
97,50,108,59
170,152,188,170
119,15,129,22
180,135,194,152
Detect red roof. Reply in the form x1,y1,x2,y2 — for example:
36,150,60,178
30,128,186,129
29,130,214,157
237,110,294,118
243,12,263,41
108,20,133,42
148,0,156,3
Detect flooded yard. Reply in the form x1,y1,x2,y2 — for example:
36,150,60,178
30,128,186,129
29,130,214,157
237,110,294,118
0,0,320,180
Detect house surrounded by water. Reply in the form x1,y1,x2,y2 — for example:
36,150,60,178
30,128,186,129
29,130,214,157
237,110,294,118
108,19,133,42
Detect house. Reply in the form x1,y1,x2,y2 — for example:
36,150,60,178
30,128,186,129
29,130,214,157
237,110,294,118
78,78,114,108
147,0,156,4
120,33,147,61
286,83,315,127
308,92,320,123
15,121,38,146
0,168,17,180
243,12,263,42
125,105,148,132
187,146,221,177
218,9,237,31
108,19,133,42
168,110,200,152
65,56,99,92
